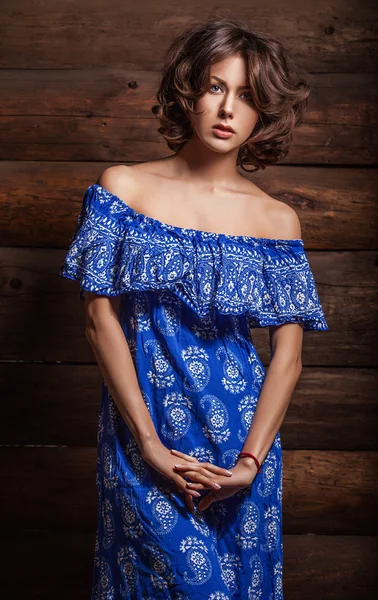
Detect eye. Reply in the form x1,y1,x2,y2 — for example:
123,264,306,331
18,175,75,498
209,84,223,93
210,84,252,101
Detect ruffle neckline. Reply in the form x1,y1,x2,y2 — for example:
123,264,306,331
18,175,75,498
59,183,329,331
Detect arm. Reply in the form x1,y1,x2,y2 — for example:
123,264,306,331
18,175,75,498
83,291,160,453
88,165,159,451
237,322,303,481
237,199,304,481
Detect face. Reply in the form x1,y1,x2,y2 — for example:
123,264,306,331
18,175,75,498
190,53,259,153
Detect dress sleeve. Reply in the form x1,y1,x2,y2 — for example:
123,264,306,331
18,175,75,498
248,241,329,331
59,186,125,301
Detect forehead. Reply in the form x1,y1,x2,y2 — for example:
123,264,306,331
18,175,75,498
209,54,249,85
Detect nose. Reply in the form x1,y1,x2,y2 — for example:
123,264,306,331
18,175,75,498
218,98,234,119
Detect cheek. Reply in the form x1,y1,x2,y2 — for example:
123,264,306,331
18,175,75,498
191,99,213,129
194,98,211,114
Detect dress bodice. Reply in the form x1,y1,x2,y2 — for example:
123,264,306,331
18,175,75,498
59,184,329,331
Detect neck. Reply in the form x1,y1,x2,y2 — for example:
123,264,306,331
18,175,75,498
169,132,241,188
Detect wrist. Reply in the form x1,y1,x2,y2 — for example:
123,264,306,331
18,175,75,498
138,431,161,457
238,451,261,474
238,455,258,470
232,459,258,487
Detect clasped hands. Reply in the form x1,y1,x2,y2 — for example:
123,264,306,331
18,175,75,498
141,439,257,514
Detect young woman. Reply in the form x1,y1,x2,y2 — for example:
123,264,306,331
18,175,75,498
60,16,328,600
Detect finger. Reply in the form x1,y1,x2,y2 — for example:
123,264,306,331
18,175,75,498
198,492,214,511
170,449,198,463
185,482,203,490
174,462,232,478
187,489,201,498
184,491,195,514
171,451,232,478
171,466,207,489
173,475,202,498
175,469,222,491
196,462,234,478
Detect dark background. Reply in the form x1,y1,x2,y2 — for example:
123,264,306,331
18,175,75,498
1,1,377,598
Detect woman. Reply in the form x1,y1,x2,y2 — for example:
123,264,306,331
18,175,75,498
60,16,328,600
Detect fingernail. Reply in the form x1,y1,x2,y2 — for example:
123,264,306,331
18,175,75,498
194,491,201,497
225,470,233,476
214,483,221,489
186,482,194,487
174,464,183,468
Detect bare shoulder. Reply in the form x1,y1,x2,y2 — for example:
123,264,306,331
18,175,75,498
238,176,302,240
96,159,169,200
96,164,140,199
267,198,302,240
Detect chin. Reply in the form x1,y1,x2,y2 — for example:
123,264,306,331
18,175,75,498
203,134,238,152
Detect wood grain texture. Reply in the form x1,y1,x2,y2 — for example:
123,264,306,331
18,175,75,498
1,363,377,450
0,70,377,164
1,70,376,124
1,447,377,534
0,0,377,72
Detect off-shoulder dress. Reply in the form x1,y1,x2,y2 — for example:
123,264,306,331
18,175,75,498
60,183,328,600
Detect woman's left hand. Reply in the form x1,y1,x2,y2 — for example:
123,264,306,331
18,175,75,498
170,448,257,511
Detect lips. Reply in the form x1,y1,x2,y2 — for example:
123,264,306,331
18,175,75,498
213,124,235,133
212,124,235,139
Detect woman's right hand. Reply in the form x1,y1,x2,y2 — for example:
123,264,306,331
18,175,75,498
140,438,232,512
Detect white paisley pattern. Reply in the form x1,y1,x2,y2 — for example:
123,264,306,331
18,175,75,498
60,184,329,599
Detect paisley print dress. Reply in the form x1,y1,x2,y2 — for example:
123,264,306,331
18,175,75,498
59,184,328,600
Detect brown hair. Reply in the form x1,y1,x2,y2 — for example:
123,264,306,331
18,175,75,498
152,16,310,172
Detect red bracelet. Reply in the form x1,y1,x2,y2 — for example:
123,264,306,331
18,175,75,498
237,452,262,473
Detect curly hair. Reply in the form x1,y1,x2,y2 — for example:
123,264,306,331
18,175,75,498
152,15,311,172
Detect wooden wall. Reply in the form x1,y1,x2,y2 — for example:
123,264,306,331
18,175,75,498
1,1,377,598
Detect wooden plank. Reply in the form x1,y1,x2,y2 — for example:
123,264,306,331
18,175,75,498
1,71,376,124
0,0,376,72
1,364,377,450
283,367,378,450
0,70,376,164
2,532,377,599
0,364,101,446
1,161,378,249
283,451,378,534
1,247,376,366
283,535,378,599
2,116,376,164
1,448,377,534
0,116,166,162
2,531,95,600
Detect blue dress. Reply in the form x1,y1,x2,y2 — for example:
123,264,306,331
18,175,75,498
59,184,328,600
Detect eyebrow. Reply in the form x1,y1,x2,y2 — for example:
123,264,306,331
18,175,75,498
211,75,250,90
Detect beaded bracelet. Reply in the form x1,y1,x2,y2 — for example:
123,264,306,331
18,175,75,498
237,452,261,473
